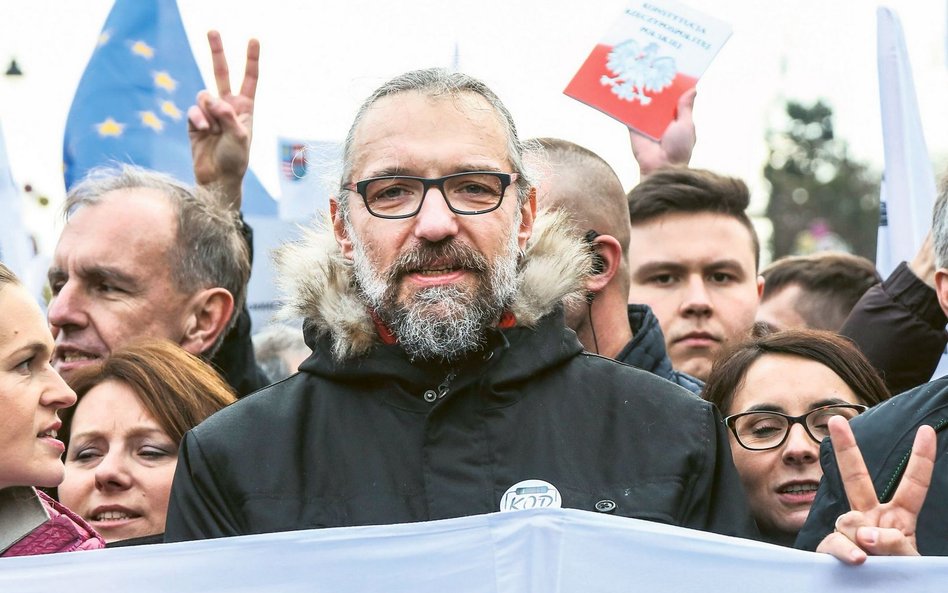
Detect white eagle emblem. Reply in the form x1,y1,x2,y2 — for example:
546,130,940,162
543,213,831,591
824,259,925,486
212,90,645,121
600,40,677,105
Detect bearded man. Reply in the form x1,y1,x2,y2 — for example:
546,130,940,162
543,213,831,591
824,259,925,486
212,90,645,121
164,69,756,542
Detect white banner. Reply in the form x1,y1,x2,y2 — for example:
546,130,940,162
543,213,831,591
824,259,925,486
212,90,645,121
2,509,947,592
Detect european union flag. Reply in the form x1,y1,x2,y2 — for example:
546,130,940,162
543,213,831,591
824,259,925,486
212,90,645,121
63,0,276,216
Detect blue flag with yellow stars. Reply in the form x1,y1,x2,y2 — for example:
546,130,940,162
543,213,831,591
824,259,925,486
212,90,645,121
63,0,276,216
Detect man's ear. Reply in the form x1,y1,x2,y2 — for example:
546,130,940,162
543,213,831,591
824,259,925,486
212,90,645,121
517,187,537,249
179,287,235,356
585,234,622,295
935,269,948,317
756,274,765,300
331,197,354,260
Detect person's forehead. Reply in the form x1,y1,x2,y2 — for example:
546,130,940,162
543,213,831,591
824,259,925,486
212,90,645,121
728,355,800,415
350,91,510,178
730,353,852,413
72,379,162,433
57,189,177,258
628,212,757,266
0,284,49,353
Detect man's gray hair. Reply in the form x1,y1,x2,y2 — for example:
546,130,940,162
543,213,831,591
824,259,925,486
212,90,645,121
934,174,948,269
64,165,250,356
338,68,534,212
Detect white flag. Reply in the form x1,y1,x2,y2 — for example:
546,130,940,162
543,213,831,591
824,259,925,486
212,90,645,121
0,120,33,281
875,6,937,276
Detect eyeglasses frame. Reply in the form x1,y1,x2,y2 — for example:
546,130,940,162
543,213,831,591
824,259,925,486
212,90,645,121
724,403,869,451
342,171,518,219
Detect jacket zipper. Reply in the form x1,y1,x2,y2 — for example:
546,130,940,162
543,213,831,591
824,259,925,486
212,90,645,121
423,370,457,403
879,416,947,502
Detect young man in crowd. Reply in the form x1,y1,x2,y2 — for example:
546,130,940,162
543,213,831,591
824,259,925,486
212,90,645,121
622,90,944,394
626,168,764,381
756,253,880,332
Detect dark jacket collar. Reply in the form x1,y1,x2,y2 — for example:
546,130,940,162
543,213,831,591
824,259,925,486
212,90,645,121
299,307,583,396
279,210,592,363
615,304,703,395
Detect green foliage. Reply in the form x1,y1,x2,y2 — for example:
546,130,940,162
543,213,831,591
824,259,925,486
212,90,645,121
763,100,880,260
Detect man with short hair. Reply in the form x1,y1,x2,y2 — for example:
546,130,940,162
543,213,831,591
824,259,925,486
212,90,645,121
757,252,881,332
626,167,764,381
532,138,701,393
47,32,269,396
48,166,251,382
164,68,756,541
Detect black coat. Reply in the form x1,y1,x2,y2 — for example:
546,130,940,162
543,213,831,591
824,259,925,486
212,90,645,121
165,311,757,542
840,262,948,395
796,375,948,555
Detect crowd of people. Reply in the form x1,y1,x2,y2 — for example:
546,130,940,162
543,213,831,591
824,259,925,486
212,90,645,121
0,29,945,574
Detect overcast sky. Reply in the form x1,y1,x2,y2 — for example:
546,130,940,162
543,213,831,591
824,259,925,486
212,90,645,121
0,0,945,253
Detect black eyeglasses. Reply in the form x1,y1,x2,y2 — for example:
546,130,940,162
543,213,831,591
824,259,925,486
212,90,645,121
724,404,868,451
342,171,518,219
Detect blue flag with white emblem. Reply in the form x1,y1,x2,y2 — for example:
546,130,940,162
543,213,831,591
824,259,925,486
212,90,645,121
63,0,276,216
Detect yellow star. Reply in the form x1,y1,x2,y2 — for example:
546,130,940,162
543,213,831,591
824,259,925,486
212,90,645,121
153,71,177,92
98,31,110,47
160,100,183,120
131,40,154,59
96,117,124,137
140,111,164,132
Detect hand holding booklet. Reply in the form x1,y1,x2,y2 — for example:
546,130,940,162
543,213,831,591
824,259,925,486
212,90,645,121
564,0,732,140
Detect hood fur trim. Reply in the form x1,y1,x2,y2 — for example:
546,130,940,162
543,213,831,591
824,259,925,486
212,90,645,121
274,209,592,361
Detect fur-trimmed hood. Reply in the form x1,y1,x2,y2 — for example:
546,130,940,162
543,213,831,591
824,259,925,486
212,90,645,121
274,210,592,361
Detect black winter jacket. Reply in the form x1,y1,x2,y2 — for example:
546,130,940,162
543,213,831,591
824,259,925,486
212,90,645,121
165,311,755,541
796,375,948,555
840,262,948,395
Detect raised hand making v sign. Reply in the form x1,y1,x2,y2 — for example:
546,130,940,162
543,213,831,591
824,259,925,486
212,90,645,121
816,416,936,564
188,30,260,210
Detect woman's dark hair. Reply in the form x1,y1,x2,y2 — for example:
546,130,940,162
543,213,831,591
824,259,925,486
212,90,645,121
59,339,236,448
703,329,889,414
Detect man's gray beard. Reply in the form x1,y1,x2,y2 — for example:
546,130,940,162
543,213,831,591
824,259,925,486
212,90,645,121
348,222,521,362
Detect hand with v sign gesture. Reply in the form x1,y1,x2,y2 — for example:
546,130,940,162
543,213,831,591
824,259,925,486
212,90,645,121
816,415,936,564
188,30,260,211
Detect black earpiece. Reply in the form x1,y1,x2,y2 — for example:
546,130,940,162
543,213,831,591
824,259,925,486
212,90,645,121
584,230,605,275
582,230,602,354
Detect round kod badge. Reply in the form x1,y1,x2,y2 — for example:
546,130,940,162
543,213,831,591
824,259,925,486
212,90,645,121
500,479,562,512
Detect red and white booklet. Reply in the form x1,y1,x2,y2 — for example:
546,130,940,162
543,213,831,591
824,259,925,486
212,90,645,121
564,0,732,140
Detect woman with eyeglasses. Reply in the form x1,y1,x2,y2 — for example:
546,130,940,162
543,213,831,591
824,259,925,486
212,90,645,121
702,329,889,546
